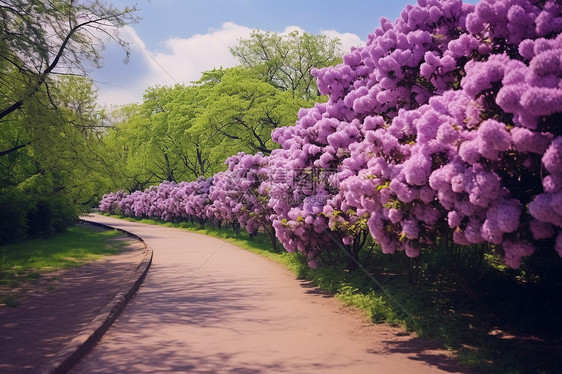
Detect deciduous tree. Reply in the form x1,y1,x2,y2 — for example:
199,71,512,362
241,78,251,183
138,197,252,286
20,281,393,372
230,30,342,100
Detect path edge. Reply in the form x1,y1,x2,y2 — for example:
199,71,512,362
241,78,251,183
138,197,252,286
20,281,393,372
35,218,153,374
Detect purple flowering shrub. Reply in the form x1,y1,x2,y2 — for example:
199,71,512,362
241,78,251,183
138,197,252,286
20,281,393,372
99,178,213,225
98,190,128,215
101,0,562,269
266,0,480,267
207,171,238,227
209,153,279,248
331,0,562,268
266,105,351,267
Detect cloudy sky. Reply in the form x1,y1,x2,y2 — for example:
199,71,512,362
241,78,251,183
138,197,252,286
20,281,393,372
91,0,478,107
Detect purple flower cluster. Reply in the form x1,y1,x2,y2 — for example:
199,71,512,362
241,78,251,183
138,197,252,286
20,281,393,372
101,0,562,269
208,152,275,236
100,178,213,225
98,190,128,214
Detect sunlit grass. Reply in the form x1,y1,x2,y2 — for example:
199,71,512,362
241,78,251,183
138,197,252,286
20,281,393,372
0,225,126,291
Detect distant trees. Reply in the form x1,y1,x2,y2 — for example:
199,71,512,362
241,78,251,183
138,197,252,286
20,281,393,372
102,85,214,191
230,30,342,99
192,67,315,157
103,30,343,189
103,67,316,189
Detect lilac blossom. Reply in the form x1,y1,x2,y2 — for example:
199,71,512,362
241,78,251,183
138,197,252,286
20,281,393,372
100,0,562,269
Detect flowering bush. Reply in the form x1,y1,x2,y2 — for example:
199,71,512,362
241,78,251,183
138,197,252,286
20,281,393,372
99,190,128,215
317,0,561,268
101,0,562,269
100,178,213,225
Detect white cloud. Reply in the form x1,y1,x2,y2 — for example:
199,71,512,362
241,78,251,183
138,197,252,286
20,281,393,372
96,22,254,106
281,25,306,35
95,23,364,108
95,88,141,111
321,29,365,54
147,22,254,87
278,25,365,55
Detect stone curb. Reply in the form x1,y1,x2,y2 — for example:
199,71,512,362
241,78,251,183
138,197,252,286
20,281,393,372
34,219,153,374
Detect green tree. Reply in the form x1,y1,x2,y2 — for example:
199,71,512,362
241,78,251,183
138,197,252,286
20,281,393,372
0,76,109,241
101,29,342,190
0,0,138,241
102,66,321,189
53,76,115,205
100,103,158,192
164,86,216,179
193,67,316,158
102,85,216,190
0,0,137,125
230,29,342,100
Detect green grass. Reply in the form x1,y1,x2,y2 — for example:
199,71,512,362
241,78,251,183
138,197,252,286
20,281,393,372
0,224,128,306
104,214,562,373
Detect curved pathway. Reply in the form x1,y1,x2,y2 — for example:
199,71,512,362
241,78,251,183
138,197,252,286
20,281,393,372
74,214,470,373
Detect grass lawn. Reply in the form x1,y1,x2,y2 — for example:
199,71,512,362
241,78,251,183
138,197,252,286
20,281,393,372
0,224,127,306
106,214,562,374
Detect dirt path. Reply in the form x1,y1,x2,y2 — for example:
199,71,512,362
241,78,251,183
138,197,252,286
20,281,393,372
0,222,148,373
72,214,471,374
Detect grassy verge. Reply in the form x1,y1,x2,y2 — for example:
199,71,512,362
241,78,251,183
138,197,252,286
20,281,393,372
104,214,562,373
0,223,128,306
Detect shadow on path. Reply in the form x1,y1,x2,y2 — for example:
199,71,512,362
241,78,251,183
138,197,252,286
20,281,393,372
73,215,475,374
0,236,146,374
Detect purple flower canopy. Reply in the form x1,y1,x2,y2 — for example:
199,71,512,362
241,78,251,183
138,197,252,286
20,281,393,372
101,0,562,269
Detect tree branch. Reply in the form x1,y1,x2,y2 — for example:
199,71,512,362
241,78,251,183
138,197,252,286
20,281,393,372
0,141,32,157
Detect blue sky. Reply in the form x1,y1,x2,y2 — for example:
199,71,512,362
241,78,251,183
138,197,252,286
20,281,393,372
92,0,479,107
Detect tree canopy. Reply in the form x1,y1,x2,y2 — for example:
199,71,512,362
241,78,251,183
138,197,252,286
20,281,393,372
0,0,138,241
101,30,342,189
0,0,138,124
103,67,318,188
230,29,342,100
0,4,344,242
192,67,316,156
